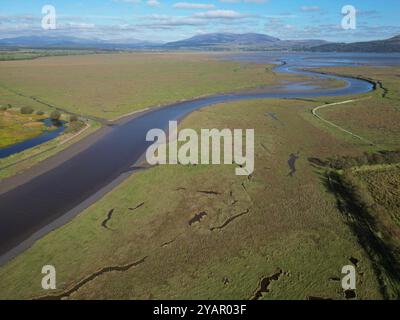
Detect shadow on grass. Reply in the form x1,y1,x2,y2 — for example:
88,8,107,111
322,170,400,299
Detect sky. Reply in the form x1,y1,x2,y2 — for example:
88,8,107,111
0,0,399,43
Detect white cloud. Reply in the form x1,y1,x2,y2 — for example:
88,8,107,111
66,22,96,29
113,0,141,3
173,2,216,9
113,0,160,7
301,6,321,12
244,0,267,3
194,10,249,19
219,0,267,3
147,0,160,7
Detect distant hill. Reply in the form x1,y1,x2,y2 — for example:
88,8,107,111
2,33,398,52
0,35,159,49
163,33,328,51
310,35,400,53
275,39,329,50
164,33,280,48
0,33,328,51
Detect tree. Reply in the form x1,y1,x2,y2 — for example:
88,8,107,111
20,106,34,114
69,115,79,122
50,110,61,121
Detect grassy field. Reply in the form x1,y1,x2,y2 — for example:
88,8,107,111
323,163,400,299
0,49,107,61
0,53,320,120
356,165,400,224
314,66,400,148
0,109,50,149
0,86,48,112
0,97,386,300
302,65,400,298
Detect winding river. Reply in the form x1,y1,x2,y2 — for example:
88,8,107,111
0,52,398,265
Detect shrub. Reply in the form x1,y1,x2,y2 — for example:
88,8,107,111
65,121,84,134
69,115,79,122
20,106,34,114
314,150,400,170
0,105,7,111
308,157,328,167
380,150,400,164
371,153,384,165
50,110,61,121
355,155,369,166
36,110,44,116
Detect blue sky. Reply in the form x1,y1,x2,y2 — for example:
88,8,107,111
0,0,399,42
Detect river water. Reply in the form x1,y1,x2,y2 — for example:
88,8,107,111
0,52,399,264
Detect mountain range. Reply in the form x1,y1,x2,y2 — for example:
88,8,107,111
0,33,399,52
0,35,157,49
163,33,328,51
309,35,400,53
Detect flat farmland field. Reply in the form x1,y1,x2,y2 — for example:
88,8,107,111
0,53,306,120
0,86,47,112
